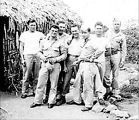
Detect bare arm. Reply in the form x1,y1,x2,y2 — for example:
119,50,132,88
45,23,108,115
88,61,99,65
55,45,67,62
19,41,25,63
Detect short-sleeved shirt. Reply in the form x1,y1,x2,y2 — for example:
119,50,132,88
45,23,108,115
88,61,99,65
80,35,109,63
58,33,72,48
106,30,126,50
105,30,127,61
68,37,85,56
40,35,66,58
19,31,45,55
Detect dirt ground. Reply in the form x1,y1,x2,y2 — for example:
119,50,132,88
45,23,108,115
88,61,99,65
0,64,139,120
0,91,139,120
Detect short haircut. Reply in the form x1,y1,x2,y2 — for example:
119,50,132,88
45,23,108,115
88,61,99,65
113,18,121,24
103,25,109,32
71,24,80,29
57,21,66,25
27,19,37,25
94,21,103,28
50,25,59,30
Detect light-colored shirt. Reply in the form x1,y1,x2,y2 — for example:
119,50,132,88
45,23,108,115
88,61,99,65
58,32,72,48
79,35,109,63
40,35,67,62
68,37,85,56
19,31,45,55
106,30,127,61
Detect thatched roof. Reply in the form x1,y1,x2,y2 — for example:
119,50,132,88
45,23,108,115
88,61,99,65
0,0,82,32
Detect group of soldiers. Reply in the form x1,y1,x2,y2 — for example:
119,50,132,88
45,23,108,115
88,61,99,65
19,18,126,111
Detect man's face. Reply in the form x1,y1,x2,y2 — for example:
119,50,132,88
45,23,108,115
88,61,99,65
113,21,121,31
71,26,79,38
82,30,89,39
50,27,58,38
59,23,66,34
95,25,103,36
28,22,36,32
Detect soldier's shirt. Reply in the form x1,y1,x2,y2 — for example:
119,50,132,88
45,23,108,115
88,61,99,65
40,36,66,58
106,30,127,61
58,32,72,48
68,36,85,56
19,31,45,55
79,35,109,63
106,30,125,50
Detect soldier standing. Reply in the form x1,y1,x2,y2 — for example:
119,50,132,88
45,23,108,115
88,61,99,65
104,18,127,100
19,19,45,98
43,21,71,104
56,25,85,106
30,25,67,108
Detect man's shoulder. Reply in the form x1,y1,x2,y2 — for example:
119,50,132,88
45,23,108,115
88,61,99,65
63,33,71,39
36,31,45,35
21,31,29,35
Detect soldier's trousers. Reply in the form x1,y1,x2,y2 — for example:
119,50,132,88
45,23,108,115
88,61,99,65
22,54,40,94
57,61,65,95
95,61,105,82
62,55,78,95
34,62,61,104
104,52,121,92
72,62,106,108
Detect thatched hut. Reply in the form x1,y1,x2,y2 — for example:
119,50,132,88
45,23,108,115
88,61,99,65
0,0,82,92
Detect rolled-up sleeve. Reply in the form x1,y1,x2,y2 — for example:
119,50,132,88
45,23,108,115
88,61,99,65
55,44,67,62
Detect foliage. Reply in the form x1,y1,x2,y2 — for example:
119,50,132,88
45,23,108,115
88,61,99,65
120,84,139,97
123,25,139,64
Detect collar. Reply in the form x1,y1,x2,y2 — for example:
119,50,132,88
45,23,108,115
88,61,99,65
46,34,58,41
58,32,67,39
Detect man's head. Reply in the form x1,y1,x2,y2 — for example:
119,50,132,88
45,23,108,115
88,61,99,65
81,26,91,40
113,18,121,31
94,21,104,36
57,21,66,35
27,19,37,32
71,25,80,38
49,25,59,38
103,25,109,33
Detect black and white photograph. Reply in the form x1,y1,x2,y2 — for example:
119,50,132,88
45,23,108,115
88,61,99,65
0,0,139,119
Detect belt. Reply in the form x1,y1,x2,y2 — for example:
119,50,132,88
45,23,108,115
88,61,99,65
81,60,92,63
105,49,119,56
68,54,79,57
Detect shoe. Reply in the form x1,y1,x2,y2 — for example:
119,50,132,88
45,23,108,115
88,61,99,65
48,104,54,109
43,97,48,104
56,96,66,106
66,100,82,105
28,92,35,97
113,94,122,101
21,94,27,99
81,107,92,111
56,94,62,100
30,103,42,108
112,89,121,100
104,88,113,100
98,98,105,105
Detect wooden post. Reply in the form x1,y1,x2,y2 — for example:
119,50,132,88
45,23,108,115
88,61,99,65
16,31,19,49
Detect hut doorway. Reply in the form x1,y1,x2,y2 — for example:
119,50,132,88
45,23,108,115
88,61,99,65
0,16,22,92
0,16,9,91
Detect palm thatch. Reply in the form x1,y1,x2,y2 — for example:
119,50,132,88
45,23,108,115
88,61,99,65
1,0,82,33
